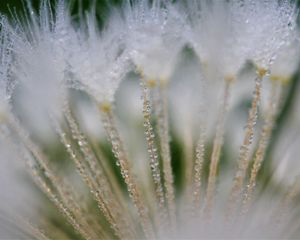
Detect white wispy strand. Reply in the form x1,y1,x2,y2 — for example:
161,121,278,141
239,0,298,70
12,0,69,118
124,0,186,80
69,9,130,104
185,0,246,79
186,0,298,78
0,16,13,114
270,30,300,79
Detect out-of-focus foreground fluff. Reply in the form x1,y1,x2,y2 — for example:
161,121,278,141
1,0,300,239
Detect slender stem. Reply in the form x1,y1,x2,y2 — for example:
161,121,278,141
227,72,264,220
28,161,92,240
205,79,232,218
50,117,125,239
5,115,93,240
192,124,206,215
141,81,169,233
100,106,155,239
155,82,176,230
241,81,282,214
63,99,137,238
90,137,132,220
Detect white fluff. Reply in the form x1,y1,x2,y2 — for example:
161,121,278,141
0,17,13,115
68,10,130,103
123,0,186,80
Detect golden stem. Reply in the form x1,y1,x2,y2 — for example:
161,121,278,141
51,117,125,239
28,163,92,240
205,79,232,218
63,100,137,238
241,81,282,214
192,124,206,215
5,115,95,239
155,82,177,230
90,137,133,222
227,72,264,220
139,75,168,233
100,107,155,239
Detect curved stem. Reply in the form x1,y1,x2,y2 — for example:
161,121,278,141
205,79,232,218
192,124,206,215
5,115,94,240
241,81,282,214
63,100,137,238
51,116,123,239
100,107,155,239
227,73,263,220
140,80,169,233
155,83,177,230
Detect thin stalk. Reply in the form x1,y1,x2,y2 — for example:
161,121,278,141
53,177,107,239
100,105,155,239
5,115,93,240
139,77,168,232
51,117,127,239
63,100,137,238
241,80,282,214
89,137,132,218
192,124,206,215
205,78,233,218
227,69,266,220
155,82,176,229
27,160,92,240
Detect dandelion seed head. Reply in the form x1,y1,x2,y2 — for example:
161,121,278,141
240,0,298,69
270,33,300,80
69,11,129,104
11,1,70,118
124,0,185,80
186,0,250,80
1,0,300,239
